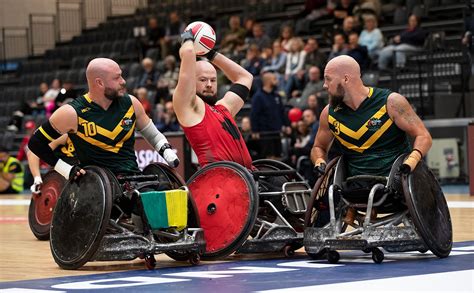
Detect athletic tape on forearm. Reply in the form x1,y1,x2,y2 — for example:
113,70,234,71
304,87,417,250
403,149,422,172
54,159,73,180
139,120,168,151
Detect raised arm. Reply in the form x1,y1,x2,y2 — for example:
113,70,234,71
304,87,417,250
212,52,253,117
172,39,201,126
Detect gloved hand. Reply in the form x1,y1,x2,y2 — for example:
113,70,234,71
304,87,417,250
159,143,180,168
180,29,194,44
30,176,43,195
313,158,327,179
399,149,422,174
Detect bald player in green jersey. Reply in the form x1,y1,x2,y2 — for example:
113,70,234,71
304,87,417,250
28,58,179,180
311,55,432,178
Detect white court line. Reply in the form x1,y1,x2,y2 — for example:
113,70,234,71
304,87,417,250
0,199,30,206
447,201,474,208
259,270,474,293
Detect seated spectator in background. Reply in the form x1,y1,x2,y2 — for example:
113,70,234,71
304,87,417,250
160,11,186,59
138,16,164,58
334,16,360,41
295,109,319,186
155,55,179,104
155,101,180,133
43,78,61,118
137,57,159,91
304,37,327,71
136,87,152,117
289,119,311,166
0,145,24,194
279,24,294,52
288,66,324,109
247,22,272,51
306,93,325,118
303,0,335,21
243,17,256,40
242,44,264,77
358,13,384,60
347,32,370,70
251,72,288,158
353,0,382,21
262,41,287,73
240,116,261,159
378,14,428,70
220,15,246,56
54,80,78,110
285,68,308,102
8,82,48,132
333,0,356,27
285,37,307,78
328,33,348,60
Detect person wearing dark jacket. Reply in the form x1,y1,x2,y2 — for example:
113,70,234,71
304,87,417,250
250,72,288,158
378,14,428,70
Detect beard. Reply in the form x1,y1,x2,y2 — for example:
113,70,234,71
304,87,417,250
197,92,218,105
329,84,345,107
104,86,124,101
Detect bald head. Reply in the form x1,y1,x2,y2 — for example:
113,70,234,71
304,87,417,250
86,58,125,100
325,55,361,79
86,58,121,84
196,60,217,76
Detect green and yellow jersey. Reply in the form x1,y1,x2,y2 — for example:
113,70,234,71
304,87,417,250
68,93,140,175
328,87,410,176
54,137,78,165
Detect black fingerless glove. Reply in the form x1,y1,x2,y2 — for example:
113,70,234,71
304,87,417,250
313,163,326,178
180,29,194,44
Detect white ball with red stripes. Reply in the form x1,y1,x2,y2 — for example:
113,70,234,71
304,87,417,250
184,21,216,56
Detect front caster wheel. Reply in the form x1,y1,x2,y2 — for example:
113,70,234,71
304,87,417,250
144,254,156,270
327,250,340,264
283,245,295,257
372,248,384,264
189,253,201,266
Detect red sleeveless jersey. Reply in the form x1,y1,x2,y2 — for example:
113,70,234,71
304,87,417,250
181,103,253,169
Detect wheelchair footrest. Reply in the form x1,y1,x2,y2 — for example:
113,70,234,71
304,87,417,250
92,228,205,261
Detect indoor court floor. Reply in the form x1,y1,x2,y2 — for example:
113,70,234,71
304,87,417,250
0,189,473,292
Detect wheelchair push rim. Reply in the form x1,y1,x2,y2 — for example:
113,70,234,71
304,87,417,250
402,161,452,258
28,170,66,240
50,166,113,269
187,161,258,260
304,157,340,228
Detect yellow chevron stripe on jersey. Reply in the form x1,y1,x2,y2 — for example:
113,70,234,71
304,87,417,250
333,118,393,153
77,105,134,140
75,121,136,153
328,104,387,140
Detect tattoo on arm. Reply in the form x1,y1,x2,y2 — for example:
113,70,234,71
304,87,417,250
390,96,417,125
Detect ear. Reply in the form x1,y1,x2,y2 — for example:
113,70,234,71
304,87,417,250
95,78,104,87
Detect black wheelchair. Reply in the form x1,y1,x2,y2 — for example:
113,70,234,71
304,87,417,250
186,159,312,260
304,155,452,263
28,170,66,240
49,163,205,270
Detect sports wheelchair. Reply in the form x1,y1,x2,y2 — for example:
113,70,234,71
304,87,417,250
304,155,452,264
186,159,312,260
49,163,205,270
